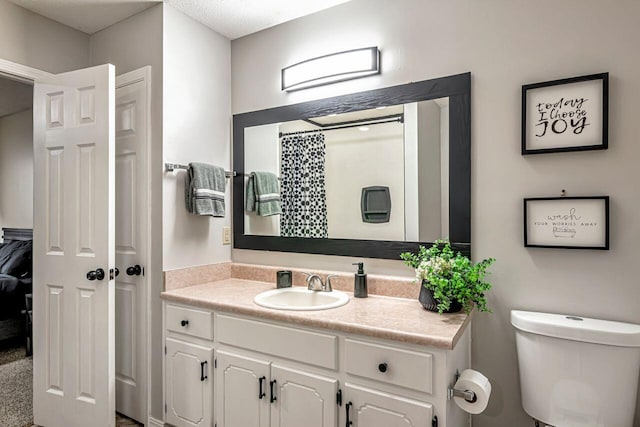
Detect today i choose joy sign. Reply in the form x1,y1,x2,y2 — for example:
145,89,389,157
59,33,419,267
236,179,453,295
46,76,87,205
523,74,607,154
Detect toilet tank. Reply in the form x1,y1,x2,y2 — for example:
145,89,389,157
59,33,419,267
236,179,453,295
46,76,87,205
511,310,640,427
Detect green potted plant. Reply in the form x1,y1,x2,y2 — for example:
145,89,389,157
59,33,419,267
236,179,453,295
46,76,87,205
400,240,495,314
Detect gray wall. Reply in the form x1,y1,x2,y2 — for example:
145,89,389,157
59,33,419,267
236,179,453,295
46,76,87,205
0,109,33,231
89,4,165,421
231,0,640,425
162,3,231,271
0,0,89,73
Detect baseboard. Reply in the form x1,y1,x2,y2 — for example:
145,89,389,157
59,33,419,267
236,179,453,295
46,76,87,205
148,416,165,427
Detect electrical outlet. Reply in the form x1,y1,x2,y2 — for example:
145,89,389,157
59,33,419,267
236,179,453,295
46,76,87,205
222,226,231,245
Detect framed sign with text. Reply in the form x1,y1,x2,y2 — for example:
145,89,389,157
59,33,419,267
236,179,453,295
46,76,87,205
524,196,609,250
522,73,608,155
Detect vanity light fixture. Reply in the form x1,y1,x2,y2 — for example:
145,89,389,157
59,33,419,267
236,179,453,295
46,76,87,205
281,46,380,92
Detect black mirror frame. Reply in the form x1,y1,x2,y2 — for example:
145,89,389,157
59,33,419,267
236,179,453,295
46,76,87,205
233,72,471,259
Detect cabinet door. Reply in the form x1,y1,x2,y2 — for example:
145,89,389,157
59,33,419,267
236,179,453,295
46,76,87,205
344,383,433,427
270,364,338,427
166,338,213,427
216,350,270,427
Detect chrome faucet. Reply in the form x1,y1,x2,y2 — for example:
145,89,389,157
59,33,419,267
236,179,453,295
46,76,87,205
304,273,338,292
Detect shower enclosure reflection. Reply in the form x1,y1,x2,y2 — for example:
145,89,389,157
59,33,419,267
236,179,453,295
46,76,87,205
244,99,449,243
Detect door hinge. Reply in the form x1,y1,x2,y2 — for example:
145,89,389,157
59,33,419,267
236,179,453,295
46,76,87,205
164,403,167,414
336,388,342,406
432,415,438,427
164,345,167,355
214,358,217,369
142,266,145,276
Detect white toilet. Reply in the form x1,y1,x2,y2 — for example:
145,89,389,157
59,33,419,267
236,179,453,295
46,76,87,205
511,310,640,427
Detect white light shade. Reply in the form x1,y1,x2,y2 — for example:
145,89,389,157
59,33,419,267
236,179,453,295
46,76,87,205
282,47,380,92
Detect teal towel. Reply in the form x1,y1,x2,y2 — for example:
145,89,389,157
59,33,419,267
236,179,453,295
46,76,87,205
246,172,282,216
185,163,226,217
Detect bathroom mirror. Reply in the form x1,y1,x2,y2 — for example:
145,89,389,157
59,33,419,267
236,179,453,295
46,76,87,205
233,72,470,259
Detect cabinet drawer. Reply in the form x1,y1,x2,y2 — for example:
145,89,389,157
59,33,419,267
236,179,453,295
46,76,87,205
345,339,433,393
216,314,338,370
166,304,214,340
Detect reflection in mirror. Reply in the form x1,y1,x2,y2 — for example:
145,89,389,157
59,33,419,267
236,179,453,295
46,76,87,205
244,98,449,243
234,73,470,259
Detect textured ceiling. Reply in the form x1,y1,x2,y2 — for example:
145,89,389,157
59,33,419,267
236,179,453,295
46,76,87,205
0,77,32,119
165,0,353,39
8,0,158,34
9,0,352,38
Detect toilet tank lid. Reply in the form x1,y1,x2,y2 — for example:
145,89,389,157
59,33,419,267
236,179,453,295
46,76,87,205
511,310,640,347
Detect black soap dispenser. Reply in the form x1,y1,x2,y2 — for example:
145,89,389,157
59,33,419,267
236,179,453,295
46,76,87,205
352,262,368,298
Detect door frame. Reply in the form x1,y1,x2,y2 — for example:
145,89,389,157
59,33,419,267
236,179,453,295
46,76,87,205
0,58,53,82
115,65,152,425
0,57,153,425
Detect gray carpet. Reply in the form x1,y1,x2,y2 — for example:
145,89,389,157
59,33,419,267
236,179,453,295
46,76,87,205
0,357,33,427
0,344,25,367
0,337,27,367
0,341,141,427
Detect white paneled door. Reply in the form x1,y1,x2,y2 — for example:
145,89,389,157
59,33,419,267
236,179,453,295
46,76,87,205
114,68,149,424
33,64,116,427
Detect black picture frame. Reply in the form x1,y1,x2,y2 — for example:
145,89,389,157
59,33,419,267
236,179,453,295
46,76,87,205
524,196,609,250
522,73,608,155
233,72,471,259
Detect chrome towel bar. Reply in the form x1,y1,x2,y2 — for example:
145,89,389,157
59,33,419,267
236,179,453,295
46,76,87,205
165,162,236,178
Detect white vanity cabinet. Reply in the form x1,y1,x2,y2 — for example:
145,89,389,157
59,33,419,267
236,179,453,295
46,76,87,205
214,314,339,427
344,383,433,427
341,338,436,427
165,338,214,427
215,350,270,427
215,350,338,427
163,300,470,427
164,304,215,427
269,364,338,427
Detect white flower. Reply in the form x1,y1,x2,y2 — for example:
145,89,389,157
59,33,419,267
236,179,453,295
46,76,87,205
415,256,452,282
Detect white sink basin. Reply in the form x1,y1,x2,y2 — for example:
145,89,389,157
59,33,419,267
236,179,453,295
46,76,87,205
254,287,350,311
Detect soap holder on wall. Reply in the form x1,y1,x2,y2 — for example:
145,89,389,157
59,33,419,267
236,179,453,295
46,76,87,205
361,186,391,223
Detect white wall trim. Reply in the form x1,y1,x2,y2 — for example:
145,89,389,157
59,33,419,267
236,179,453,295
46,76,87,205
147,416,165,427
0,58,53,82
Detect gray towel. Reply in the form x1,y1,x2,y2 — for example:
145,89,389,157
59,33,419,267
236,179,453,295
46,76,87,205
185,162,226,216
246,171,282,216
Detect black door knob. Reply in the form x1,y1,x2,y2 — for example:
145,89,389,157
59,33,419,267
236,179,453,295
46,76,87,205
181,320,189,327
378,362,388,373
115,268,120,277
86,268,105,281
126,265,142,276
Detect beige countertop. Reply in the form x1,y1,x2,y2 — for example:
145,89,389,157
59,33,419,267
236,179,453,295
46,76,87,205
161,278,472,350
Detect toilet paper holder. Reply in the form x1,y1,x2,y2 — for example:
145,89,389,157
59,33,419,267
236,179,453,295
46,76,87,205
447,370,477,403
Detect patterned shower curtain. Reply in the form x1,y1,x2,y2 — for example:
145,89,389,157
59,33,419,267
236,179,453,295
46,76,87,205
280,132,328,238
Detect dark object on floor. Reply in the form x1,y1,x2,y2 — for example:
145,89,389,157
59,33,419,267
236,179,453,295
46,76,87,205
0,228,33,345
23,294,32,357
116,413,143,426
